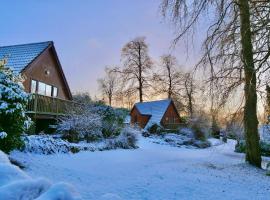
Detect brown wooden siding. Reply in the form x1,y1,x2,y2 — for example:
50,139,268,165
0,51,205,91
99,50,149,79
21,47,71,100
130,107,151,128
161,102,181,128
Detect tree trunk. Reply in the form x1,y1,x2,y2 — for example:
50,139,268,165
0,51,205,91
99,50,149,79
167,64,172,99
109,96,112,106
265,85,270,123
138,46,143,102
188,93,193,117
239,0,261,168
139,81,143,102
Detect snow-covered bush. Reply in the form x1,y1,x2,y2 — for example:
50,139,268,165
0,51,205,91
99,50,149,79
105,127,139,149
57,95,128,142
147,123,164,134
21,135,80,154
178,127,194,138
57,109,103,143
266,161,270,175
188,115,210,141
92,104,126,138
225,121,244,140
235,140,270,157
160,130,211,148
259,125,270,143
0,62,31,153
211,118,221,138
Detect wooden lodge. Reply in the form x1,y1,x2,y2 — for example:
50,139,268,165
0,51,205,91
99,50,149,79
0,41,73,131
130,99,182,129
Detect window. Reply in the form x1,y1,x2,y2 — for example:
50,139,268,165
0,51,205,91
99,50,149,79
36,81,57,97
45,85,52,96
31,80,37,93
53,87,58,97
38,82,46,95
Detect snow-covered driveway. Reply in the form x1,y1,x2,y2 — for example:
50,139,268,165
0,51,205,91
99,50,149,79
12,137,270,200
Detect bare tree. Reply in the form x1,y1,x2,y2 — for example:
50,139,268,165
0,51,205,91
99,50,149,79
120,37,153,102
183,72,196,118
161,0,270,167
98,67,118,106
153,54,182,99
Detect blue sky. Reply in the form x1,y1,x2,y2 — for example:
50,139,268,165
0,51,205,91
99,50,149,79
1,0,203,97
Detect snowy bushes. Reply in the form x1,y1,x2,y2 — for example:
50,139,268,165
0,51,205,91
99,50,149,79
57,98,128,142
22,135,80,154
168,128,211,148
0,62,31,153
225,121,244,140
57,111,103,143
92,104,126,138
187,115,210,141
260,125,270,143
105,127,139,149
21,127,139,154
234,125,270,156
147,123,164,134
235,140,270,157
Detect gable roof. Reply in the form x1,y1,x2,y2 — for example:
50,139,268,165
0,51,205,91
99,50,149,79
0,41,73,100
134,99,172,128
0,41,52,73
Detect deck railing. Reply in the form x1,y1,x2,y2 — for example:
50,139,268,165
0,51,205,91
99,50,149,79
26,94,76,116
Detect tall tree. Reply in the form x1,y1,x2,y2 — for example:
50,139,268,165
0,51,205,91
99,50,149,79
98,67,118,106
239,0,260,167
161,0,270,167
120,37,152,102
153,54,182,99
183,72,195,118
0,61,31,153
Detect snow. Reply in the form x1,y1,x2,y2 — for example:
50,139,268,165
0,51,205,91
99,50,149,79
21,129,138,155
259,125,270,142
0,150,81,199
0,131,7,139
134,99,171,128
11,135,270,200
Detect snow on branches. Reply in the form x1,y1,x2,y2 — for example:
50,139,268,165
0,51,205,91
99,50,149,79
0,62,31,152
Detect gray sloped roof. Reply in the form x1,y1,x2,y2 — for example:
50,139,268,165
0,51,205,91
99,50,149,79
0,41,52,73
135,99,172,128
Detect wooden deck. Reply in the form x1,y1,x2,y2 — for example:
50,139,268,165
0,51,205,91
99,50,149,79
26,94,75,117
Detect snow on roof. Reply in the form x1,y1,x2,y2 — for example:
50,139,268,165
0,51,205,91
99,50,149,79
0,41,52,73
135,99,172,128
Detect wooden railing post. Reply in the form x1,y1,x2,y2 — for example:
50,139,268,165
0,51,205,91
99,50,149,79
56,98,59,116
33,94,38,116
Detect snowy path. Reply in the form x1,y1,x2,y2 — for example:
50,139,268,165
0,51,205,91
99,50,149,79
12,137,270,200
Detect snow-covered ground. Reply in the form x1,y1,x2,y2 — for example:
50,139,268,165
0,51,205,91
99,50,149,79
11,136,270,200
0,150,81,200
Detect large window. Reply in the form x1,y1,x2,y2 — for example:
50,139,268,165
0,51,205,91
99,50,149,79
31,80,58,98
